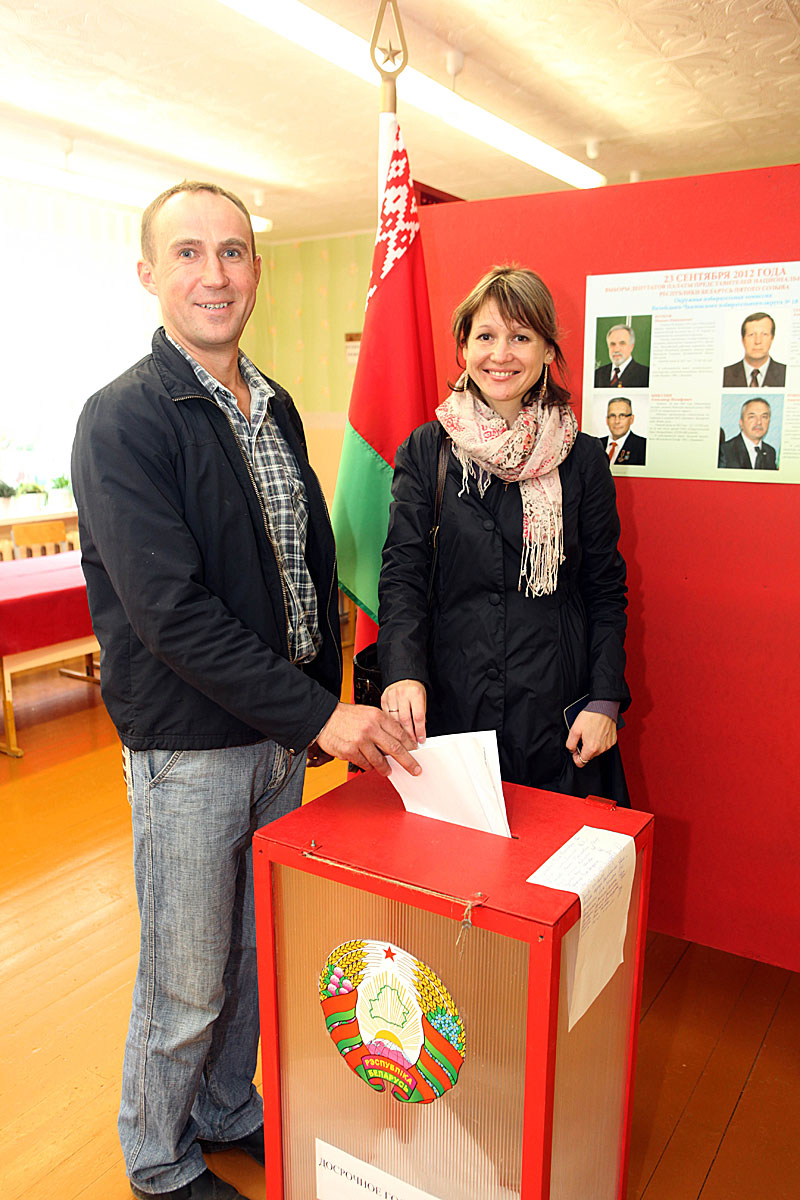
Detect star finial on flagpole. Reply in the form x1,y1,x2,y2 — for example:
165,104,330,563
370,0,408,113
379,39,402,67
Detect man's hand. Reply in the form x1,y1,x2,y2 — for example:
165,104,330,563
381,679,427,745
566,711,617,768
316,702,422,776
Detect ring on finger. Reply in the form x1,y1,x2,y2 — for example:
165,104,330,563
577,750,588,764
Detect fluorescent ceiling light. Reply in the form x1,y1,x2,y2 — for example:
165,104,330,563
0,155,155,209
215,0,605,190
0,150,272,233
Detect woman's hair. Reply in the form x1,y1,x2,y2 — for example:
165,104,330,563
451,265,570,407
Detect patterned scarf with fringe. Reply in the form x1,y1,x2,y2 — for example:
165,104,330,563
435,378,578,596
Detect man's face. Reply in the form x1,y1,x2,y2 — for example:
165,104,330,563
607,401,634,438
739,401,771,444
741,317,774,368
607,328,634,366
137,190,261,365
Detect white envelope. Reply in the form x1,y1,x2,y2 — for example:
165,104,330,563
387,730,510,838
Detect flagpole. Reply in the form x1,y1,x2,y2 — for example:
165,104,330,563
346,0,409,652
370,0,408,211
332,0,438,658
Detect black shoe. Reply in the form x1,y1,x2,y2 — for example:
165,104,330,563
198,1126,265,1167
130,1167,247,1199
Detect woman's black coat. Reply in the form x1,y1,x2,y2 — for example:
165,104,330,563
377,422,631,804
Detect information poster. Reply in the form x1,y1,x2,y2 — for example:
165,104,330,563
584,260,800,483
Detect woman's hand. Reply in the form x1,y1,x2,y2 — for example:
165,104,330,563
566,711,617,768
381,679,427,745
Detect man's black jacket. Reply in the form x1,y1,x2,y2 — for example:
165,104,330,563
71,329,341,751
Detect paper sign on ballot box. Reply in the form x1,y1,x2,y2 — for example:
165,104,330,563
528,826,636,1029
317,1140,443,1200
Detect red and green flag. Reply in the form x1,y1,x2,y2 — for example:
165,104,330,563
331,123,439,634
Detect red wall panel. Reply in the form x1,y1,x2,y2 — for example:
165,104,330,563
419,164,799,970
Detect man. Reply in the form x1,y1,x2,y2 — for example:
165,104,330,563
722,312,786,388
719,397,778,469
599,397,647,465
71,182,420,1200
594,324,650,388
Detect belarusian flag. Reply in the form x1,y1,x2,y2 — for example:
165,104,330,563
331,123,438,628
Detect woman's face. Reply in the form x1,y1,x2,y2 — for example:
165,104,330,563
464,300,553,424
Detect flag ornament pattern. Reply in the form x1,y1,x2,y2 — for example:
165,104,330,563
367,147,418,304
320,938,465,1104
331,124,439,622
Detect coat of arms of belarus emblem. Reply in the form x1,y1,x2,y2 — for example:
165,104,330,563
319,939,465,1104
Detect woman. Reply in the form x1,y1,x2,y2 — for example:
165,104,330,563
377,266,630,804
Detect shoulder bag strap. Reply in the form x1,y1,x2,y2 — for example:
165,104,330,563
427,428,450,605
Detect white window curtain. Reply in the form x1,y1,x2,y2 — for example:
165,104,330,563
1,178,158,489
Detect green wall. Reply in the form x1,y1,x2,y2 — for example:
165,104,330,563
242,231,374,415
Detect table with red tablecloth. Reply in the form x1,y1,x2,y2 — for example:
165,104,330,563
0,551,98,756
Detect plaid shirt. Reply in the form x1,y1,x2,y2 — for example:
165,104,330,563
168,335,320,664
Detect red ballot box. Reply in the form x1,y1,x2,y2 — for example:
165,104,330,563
253,772,653,1200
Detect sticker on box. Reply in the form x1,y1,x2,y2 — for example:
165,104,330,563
319,940,465,1103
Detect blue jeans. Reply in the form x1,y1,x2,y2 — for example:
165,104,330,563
119,741,306,1194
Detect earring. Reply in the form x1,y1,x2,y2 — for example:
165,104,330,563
539,362,549,400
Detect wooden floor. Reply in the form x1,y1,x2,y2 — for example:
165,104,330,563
1,665,798,1199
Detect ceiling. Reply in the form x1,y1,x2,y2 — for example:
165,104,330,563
2,0,799,240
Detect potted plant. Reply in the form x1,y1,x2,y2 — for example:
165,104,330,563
14,481,47,514
50,474,73,509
